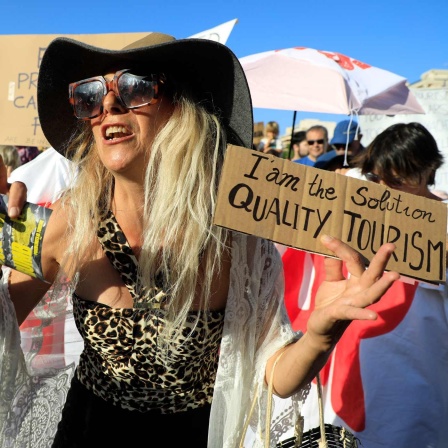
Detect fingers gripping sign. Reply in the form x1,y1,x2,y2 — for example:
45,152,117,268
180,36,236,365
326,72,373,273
7,181,28,219
307,235,400,350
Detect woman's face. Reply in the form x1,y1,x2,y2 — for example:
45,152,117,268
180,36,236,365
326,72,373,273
89,71,175,178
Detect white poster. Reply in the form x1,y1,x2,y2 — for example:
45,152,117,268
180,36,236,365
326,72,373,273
188,18,238,44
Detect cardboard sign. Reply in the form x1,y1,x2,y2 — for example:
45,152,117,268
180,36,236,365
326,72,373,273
0,195,52,281
0,32,150,147
214,146,447,284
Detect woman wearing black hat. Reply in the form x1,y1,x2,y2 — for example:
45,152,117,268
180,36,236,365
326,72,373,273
0,33,398,447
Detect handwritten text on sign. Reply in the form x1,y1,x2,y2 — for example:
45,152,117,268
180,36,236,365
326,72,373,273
0,33,150,147
213,146,447,283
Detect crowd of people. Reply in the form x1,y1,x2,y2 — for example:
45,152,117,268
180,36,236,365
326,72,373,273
0,31,446,448
257,118,366,172
280,121,448,447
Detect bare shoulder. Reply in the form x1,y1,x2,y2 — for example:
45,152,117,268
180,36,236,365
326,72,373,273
46,198,70,238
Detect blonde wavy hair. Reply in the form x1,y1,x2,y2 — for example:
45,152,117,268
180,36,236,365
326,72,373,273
57,94,229,351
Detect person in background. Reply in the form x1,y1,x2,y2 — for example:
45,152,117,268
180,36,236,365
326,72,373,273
257,120,284,157
0,32,399,448
351,122,441,199
294,125,328,166
0,146,21,193
289,130,308,161
0,146,21,178
315,119,364,169
283,121,448,448
16,146,41,165
7,147,75,207
316,154,352,172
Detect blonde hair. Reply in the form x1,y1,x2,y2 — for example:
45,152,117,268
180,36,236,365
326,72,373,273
56,95,228,352
265,121,280,136
0,145,21,172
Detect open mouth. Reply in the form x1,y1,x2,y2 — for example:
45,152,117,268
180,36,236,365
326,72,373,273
105,125,131,140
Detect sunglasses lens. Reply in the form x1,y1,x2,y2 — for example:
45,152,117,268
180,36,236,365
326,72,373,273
118,73,155,108
72,80,104,119
307,139,324,145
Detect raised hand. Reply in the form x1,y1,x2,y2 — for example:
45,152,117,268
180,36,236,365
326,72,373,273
306,235,400,351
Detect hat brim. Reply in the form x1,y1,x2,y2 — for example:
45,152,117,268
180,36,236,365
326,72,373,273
330,135,355,145
37,37,253,157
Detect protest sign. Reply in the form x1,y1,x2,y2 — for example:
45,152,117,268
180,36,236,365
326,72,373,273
0,32,151,147
214,146,447,283
359,88,448,193
0,195,52,281
0,21,239,148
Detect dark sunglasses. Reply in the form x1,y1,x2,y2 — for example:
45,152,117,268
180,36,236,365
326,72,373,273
307,139,325,145
69,69,160,119
365,172,404,189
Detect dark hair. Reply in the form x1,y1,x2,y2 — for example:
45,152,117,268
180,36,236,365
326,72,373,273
315,154,352,171
353,122,443,186
291,131,307,145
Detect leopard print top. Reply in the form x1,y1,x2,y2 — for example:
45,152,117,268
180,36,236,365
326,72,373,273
73,211,225,414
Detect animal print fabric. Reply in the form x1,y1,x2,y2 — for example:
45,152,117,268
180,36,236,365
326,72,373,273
73,295,224,413
72,210,225,413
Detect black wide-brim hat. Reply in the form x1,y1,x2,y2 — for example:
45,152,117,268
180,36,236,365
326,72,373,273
37,32,253,158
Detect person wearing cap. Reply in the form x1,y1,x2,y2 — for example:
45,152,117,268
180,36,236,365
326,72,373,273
315,119,364,169
0,33,398,447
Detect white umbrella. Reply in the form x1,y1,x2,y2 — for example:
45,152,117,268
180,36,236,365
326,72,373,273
239,47,424,116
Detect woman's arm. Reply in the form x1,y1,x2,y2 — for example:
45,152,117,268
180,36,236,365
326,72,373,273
7,270,53,325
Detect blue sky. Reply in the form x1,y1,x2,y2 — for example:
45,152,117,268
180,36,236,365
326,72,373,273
2,0,448,136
